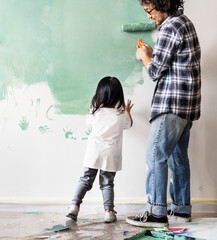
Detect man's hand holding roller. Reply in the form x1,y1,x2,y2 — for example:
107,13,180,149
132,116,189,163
136,43,153,68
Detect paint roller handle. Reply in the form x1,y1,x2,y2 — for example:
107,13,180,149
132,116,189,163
137,39,143,60
136,41,154,67
137,39,151,49
137,39,143,48
137,39,153,61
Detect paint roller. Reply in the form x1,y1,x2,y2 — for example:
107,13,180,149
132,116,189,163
121,22,156,49
121,22,156,32
120,22,156,60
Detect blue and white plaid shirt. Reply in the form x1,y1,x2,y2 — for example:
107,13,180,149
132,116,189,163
147,14,201,122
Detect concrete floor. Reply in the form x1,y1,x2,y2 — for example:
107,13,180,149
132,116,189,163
0,203,217,240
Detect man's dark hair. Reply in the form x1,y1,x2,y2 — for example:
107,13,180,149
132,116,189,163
139,0,184,15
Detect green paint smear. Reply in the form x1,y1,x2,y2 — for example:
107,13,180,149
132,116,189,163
63,128,77,139
38,125,51,134
137,79,144,85
45,224,71,232
0,0,154,115
23,212,43,215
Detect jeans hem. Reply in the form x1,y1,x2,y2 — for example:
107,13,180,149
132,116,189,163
170,203,192,214
72,200,81,206
104,205,114,211
145,201,167,216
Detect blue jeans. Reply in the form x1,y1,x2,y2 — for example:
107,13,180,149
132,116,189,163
72,167,116,210
145,113,193,216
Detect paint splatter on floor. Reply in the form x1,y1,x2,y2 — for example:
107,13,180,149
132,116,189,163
0,204,217,240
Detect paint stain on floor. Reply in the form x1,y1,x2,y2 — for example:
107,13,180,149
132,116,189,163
0,204,217,240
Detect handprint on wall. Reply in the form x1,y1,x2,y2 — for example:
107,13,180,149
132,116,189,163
63,128,77,140
81,127,92,140
19,116,29,131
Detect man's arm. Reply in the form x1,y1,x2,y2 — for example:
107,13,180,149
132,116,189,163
136,26,181,82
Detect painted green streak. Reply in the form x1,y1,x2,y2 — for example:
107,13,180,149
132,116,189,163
23,212,43,216
0,0,154,115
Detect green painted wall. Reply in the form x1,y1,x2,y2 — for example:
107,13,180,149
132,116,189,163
0,0,154,115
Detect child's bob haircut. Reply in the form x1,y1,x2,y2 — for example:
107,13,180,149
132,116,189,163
91,76,125,114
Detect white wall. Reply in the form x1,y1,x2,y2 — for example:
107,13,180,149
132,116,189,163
184,0,217,200
1,0,217,204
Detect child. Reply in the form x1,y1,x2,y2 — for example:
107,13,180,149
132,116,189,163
66,76,133,223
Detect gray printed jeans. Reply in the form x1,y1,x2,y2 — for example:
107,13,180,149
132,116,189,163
72,167,116,210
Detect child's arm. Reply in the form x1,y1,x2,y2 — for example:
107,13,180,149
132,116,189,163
125,99,134,127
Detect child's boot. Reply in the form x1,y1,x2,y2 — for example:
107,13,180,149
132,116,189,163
104,210,117,223
66,204,79,220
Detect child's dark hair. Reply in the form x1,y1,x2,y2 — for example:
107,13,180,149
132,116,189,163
91,76,125,114
139,0,184,15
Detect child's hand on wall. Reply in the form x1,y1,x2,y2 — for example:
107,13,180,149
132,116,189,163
125,99,133,114
125,99,134,127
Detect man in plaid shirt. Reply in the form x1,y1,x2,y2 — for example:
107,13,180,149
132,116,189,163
127,0,201,227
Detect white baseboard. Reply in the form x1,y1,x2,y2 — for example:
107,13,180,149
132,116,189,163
0,197,217,205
